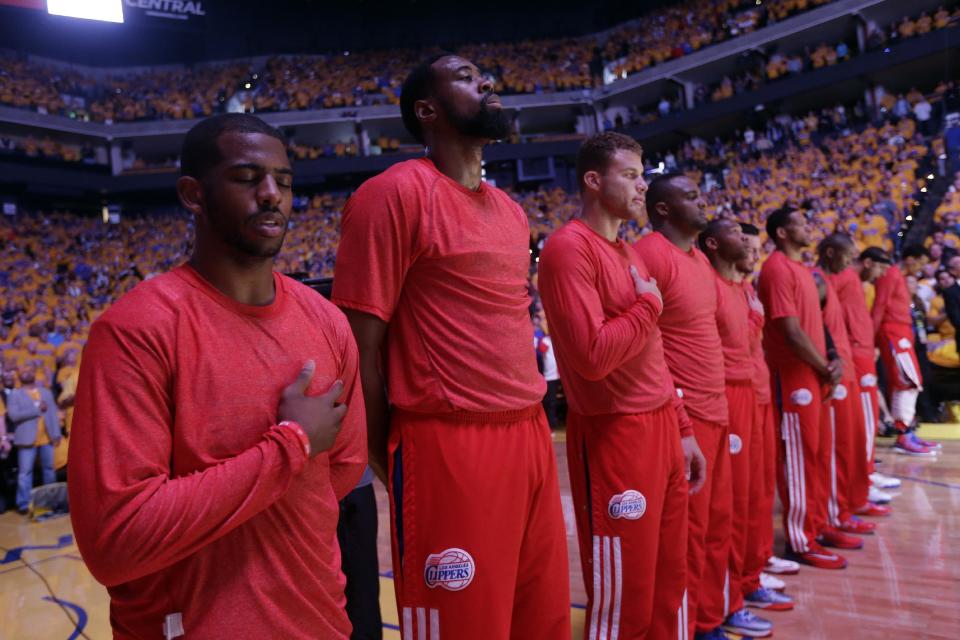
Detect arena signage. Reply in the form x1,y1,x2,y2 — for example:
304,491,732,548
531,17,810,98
124,0,205,21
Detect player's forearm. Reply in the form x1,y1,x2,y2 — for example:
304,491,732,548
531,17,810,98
73,425,308,587
785,327,829,375
357,356,390,482
571,296,661,381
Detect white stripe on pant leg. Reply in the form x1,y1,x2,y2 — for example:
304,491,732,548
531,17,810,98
403,608,413,640
417,607,426,640
780,412,798,552
600,536,612,640
723,568,730,618
783,413,803,552
677,589,688,640
895,352,922,389
793,414,809,552
430,609,439,640
611,537,622,640
590,535,602,640
861,393,874,464
828,407,840,528
788,414,808,552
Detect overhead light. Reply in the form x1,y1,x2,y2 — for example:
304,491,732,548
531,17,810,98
921,187,928,193
906,215,913,221
928,174,935,180
48,0,124,23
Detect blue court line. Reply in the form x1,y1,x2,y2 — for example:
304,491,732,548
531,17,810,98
1,534,74,564
893,473,960,491
0,551,83,577
384,622,400,630
42,596,88,640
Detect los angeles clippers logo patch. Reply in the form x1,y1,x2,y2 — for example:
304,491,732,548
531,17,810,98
833,384,848,400
860,374,877,388
729,434,743,455
898,338,911,349
608,490,646,520
424,548,475,591
790,388,813,406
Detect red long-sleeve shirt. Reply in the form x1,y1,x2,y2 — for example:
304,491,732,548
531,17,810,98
715,274,754,382
741,281,771,404
828,267,874,359
634,231,728,425
871,265,912,332
537,220,692,435
815,267,855,382
68,265,366,640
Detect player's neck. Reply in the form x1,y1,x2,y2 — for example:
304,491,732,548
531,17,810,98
580,202,620,242
189,248,276,307
711,257,738,281
657,223,696,253
780,243,804,261
427,139,485,191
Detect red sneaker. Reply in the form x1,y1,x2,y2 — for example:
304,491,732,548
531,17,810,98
837,516,876,535
787,542,847,570
818,527,864,550
854,502,892,517
894,433,936,456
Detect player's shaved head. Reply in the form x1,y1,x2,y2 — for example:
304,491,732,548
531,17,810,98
400,53,450,144
180,113,285,182
644,172,685,223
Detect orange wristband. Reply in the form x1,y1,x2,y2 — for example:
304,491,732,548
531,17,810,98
278,421,311,457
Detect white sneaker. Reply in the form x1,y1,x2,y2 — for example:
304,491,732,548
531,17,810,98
870,472,901,489
765,556,800,575
760,572,786,591
869,486,892,504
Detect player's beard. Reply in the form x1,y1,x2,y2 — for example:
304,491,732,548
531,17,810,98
445,95,511,141
204,205,286,259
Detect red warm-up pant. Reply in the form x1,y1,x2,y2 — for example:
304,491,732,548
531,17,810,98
772,363,825,555
877,323,923,394
877,323,923,430
724,381,762,614
387,406,571,640
853,352,880,475
687,417,732,637
825,379,871,526
742,401,776,595
567,404,689,640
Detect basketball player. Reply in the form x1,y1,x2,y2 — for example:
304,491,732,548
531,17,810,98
819,235,893,516
68,114,367,639
538,132,705,640
865,247,938,455
699,219,786,638
635,174,731,640
332,55,570,640
758,207,846,570
734,224,801,597
811,242,876,544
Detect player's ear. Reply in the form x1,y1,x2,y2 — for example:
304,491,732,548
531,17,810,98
415,98,437,128
583,170,601,193
176,176,205,218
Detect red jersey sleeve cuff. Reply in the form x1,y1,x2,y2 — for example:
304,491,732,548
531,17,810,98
275,421,311,461
638,291,663,316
